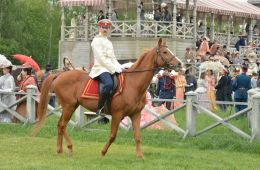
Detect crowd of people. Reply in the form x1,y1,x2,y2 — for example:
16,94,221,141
152,33,260,114
0,61,53,123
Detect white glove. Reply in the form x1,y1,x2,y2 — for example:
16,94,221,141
190,83,194,86
115,67,122,73
120,65,125,69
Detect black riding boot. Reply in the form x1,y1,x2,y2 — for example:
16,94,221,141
96,93,110,116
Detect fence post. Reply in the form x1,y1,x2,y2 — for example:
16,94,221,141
26,85,37,123
75,106,85,127
248,89,258,128
185,91,197,137
251,93,260,141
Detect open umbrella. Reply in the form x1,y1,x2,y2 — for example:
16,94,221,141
13,54,40,71
200,61,224,72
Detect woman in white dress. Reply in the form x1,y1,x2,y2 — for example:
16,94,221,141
0,62,16,123
195,72,209,110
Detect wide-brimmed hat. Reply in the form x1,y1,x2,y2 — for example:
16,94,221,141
0,59,12,68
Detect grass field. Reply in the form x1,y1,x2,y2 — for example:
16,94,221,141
1,108,260,170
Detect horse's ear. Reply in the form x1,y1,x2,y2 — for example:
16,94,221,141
158,38,162,46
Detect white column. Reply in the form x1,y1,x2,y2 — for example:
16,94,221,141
249,18,253,43
210,13,215,42
84,7,89,41
108,0,112,20
203,13,207,37
227,16,231,48
172,0,177,38
242,18,246,35
136,0,141,38
61,7,65,41
193,0,197,47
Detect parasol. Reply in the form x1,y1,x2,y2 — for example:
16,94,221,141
199,61,224,72
13,54,40,71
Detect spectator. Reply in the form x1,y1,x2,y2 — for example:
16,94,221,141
17,63,39,94
0,62,16,123
195,72,208,109
154,7,161,21
198,22,204,33
210,40,220,55
160,2,172,22
198,36,210,61
139,1,145,21
111,10,118,22
206,69,217,112
232,52,242,65
185,69,197,96
156,68,175,110
235,35,246,51
42,64,55,107
97,10,105,22
174,68,186,108
215,68,229,112
251,71,258,89
232,64,252,113
253,25,259,36
70,11,78,39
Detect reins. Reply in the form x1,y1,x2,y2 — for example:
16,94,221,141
122,45,177,74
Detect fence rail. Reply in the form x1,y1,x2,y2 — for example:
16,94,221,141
1,86,260,141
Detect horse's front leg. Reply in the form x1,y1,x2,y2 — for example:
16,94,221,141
101,114,122,157
130,112,144,158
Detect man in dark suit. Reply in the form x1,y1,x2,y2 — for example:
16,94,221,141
215,68,229,112
232,64,251,113
156,68,175,110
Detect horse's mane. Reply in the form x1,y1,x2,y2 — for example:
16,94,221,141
130,49,153,70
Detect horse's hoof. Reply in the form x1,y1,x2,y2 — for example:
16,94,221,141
57,148,63,154
136,153,144,159
100,150,106,158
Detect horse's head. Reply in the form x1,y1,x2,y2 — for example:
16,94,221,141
155,38,183,68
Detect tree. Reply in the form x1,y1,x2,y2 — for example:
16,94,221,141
0,0,60,68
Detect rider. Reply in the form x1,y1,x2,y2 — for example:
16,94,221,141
89,19,123,116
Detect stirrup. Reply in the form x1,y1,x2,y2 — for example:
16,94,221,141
96,108,105,117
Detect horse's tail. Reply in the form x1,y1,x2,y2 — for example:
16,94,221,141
32,74,56,136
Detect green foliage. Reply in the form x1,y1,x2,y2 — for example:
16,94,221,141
0,0,60,68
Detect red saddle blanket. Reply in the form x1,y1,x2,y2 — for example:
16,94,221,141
81,73,125,99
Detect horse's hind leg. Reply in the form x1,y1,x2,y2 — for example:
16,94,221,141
101,114,122,157
57,106,75,155
130,113,144,158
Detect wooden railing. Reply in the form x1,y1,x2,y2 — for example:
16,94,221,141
64,21,195,40
2,85,260,141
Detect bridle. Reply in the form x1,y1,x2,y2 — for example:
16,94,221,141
123,46,177,73
155,45,175,67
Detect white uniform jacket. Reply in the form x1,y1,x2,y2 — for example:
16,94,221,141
89,34,122,78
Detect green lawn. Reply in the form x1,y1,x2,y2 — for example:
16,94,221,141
1,109,260,170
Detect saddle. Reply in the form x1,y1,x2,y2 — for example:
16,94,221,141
81,73,124,100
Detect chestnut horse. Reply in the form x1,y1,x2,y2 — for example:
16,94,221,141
35,38,182,158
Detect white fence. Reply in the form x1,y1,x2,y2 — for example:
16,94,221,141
1,85,260,141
